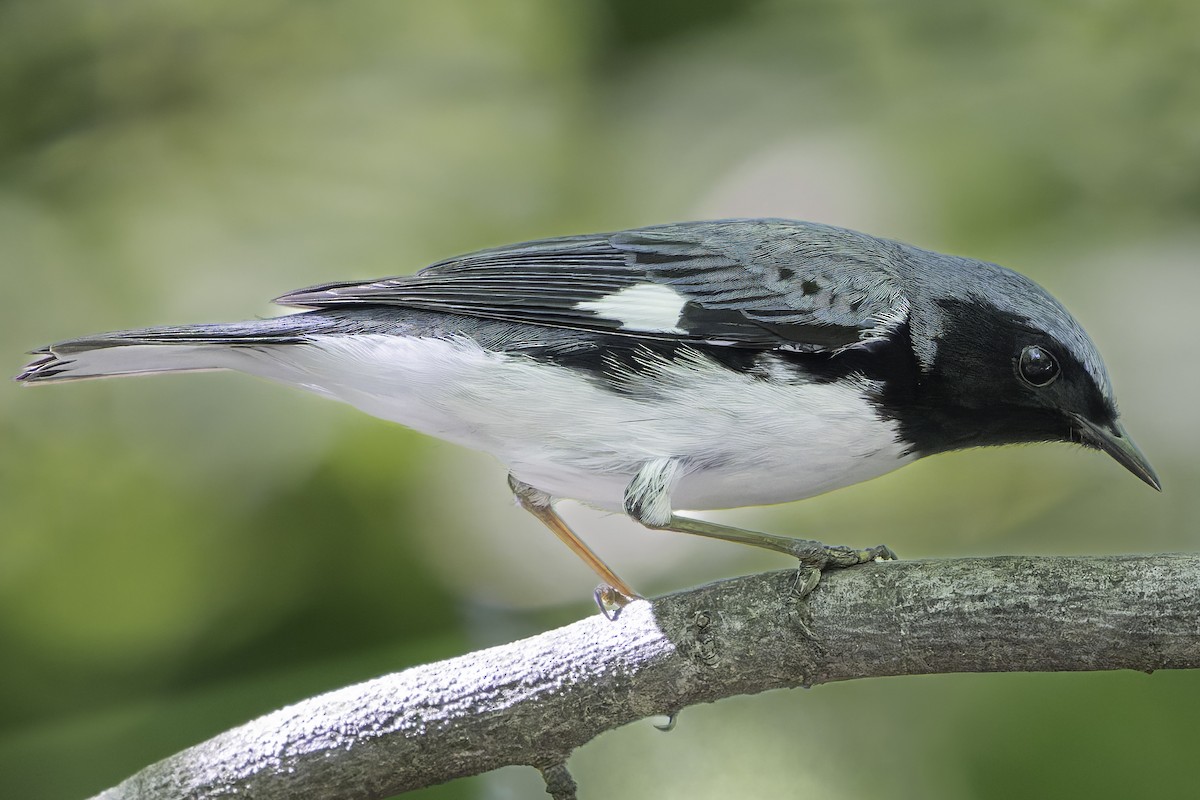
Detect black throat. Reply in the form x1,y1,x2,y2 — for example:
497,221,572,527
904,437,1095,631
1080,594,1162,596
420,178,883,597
881,300,1079,457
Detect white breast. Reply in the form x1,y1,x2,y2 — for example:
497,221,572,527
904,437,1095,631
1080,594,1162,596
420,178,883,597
232,334,915,512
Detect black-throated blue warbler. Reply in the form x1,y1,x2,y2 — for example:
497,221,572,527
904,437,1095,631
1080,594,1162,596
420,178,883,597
16,219,1160,604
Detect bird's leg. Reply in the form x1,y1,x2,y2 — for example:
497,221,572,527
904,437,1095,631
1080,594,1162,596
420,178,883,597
508,475,641,611
645,514,896,567
623,459,896,596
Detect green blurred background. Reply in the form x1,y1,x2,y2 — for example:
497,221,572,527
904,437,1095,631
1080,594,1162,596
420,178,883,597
2,2,1197,798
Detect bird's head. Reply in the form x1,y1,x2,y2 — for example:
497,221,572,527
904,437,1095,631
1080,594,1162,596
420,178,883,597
899,256,1160,491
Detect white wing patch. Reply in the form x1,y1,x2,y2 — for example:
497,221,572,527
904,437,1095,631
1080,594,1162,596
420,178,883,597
576,283,687,334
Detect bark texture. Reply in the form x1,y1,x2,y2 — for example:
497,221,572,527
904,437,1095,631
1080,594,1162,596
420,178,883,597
90,554,1200,800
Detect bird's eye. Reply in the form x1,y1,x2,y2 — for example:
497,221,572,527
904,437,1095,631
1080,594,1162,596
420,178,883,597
1017,345,1060,388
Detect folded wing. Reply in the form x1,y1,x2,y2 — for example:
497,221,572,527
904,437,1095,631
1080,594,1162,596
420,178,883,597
276,219,909,353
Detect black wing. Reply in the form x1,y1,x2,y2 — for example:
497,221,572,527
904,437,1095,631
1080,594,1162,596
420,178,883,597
276,219,909,352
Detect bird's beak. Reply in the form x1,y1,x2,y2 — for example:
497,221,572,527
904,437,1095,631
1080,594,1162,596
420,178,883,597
1070,414,1161,491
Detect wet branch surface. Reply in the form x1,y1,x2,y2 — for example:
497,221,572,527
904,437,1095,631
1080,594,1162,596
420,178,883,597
89,554,1200,800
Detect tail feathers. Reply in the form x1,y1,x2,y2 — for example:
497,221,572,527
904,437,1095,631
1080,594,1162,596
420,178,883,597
15,321,308,384
17,342,243,384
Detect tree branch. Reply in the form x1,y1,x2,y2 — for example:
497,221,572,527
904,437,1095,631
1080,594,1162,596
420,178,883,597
88,554,1200,800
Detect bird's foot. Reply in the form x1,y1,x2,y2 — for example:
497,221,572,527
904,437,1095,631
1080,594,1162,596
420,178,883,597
593,584,638,621
787,541,897,599
792,541,897,570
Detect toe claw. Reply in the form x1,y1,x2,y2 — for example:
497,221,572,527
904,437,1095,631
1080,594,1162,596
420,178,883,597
868,544,899,562
594,584,636,620
790,566,822,599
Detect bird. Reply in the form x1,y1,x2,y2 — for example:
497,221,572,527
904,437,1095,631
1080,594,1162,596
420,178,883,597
16,219,1160,608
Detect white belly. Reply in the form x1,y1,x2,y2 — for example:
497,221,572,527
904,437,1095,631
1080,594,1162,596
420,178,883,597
235,334,915,511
